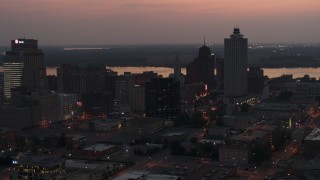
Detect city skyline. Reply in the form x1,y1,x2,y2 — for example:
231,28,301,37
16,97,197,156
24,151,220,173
0,0,319,45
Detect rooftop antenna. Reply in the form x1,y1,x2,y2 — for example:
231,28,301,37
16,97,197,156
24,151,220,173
203,36,206,46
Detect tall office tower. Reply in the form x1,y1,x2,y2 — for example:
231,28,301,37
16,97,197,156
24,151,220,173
115,72,135,106
3,38,46,100
174,55,181,78
145,78,180,119
130,85,145,113
248,67,264,94
173,55,185,88
186,41,215,91
224,28,248,98
57,64,105,95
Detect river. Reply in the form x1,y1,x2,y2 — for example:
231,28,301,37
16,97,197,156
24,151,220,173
0,66,319,79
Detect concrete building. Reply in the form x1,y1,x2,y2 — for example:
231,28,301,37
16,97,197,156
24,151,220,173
82,92,113,116
38,92,59,124
215,56,224,92
130,85,145,113
81,144,117,158
207,126,230,139
248,67,264,94
254,102,302,121
134,71,158,86
113,170,180,180
11,156,65,180
3,38,46,101
224,28,248,100
58,93,77,121
0,104,41,129
281,82,320,97
219,145,249,166
222,113,259,131
145,78,180,119
186,41,215,91
0,128,16,148
122,117,166,136
57,63,105,96
227,130,270,146
304,128,320,159
182,82,207,104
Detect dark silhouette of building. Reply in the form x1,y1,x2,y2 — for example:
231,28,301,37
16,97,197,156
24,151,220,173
103,69,117,100
135,71,158,86
57,64,105,96
82,92,113,116
215,56,224,92
186,40,215,91
47,75,58,91
145,78,180,119
3,38,47,101
248,67,264,94
173,55,185,88
224,28,248,99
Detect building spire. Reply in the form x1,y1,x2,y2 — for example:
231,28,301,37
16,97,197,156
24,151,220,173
203,36,206,46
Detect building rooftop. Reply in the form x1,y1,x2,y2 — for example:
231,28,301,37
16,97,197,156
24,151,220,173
113,170,179,180
163,132,185,137
83,144,115,152
228,130,269,142
255,103,300,111
305,128,320,141
15,155,65,168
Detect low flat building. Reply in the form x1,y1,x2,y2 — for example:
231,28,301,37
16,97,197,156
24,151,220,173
207,127,230,139
81,144,117,158
227,130,270,145
113,170,180,180
219,145,249,166
122,117,166,136
222,113,258,131
276,156,320,178
254,102,302,121
11,155,65,180
304,128,320,159
0,128,16,148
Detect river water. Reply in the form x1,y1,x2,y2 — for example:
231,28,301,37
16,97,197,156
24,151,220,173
0,66,319,79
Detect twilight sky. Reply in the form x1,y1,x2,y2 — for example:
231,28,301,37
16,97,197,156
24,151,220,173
0,0,319,45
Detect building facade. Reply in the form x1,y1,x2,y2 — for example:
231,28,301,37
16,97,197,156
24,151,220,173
186,43,215,91
145,78,180,119
3,38,46,100
224,28,248,98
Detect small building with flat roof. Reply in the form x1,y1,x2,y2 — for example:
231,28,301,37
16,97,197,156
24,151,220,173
81,144,117,158
11,155,65,180
304,128,320,159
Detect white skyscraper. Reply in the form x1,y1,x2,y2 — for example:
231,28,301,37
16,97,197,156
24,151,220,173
224,28,248,98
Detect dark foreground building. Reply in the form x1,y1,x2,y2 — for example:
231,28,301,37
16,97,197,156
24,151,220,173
145,78,180,119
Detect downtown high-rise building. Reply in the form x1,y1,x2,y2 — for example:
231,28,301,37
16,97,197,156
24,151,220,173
145,78,180,119
186,41,215,91
3,38,46,100
224,28,248,99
